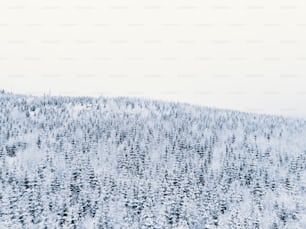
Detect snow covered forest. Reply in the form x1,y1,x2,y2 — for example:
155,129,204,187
0,90,306,228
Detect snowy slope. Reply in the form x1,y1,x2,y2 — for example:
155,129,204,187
0,91,306,228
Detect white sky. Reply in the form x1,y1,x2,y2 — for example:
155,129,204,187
1,0,306,117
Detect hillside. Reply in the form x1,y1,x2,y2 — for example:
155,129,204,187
0,91,306,228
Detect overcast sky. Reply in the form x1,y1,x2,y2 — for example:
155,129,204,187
1,0,306,117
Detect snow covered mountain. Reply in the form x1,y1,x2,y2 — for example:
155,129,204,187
0,91,306,228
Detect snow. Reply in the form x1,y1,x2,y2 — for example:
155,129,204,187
0,92,306,228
